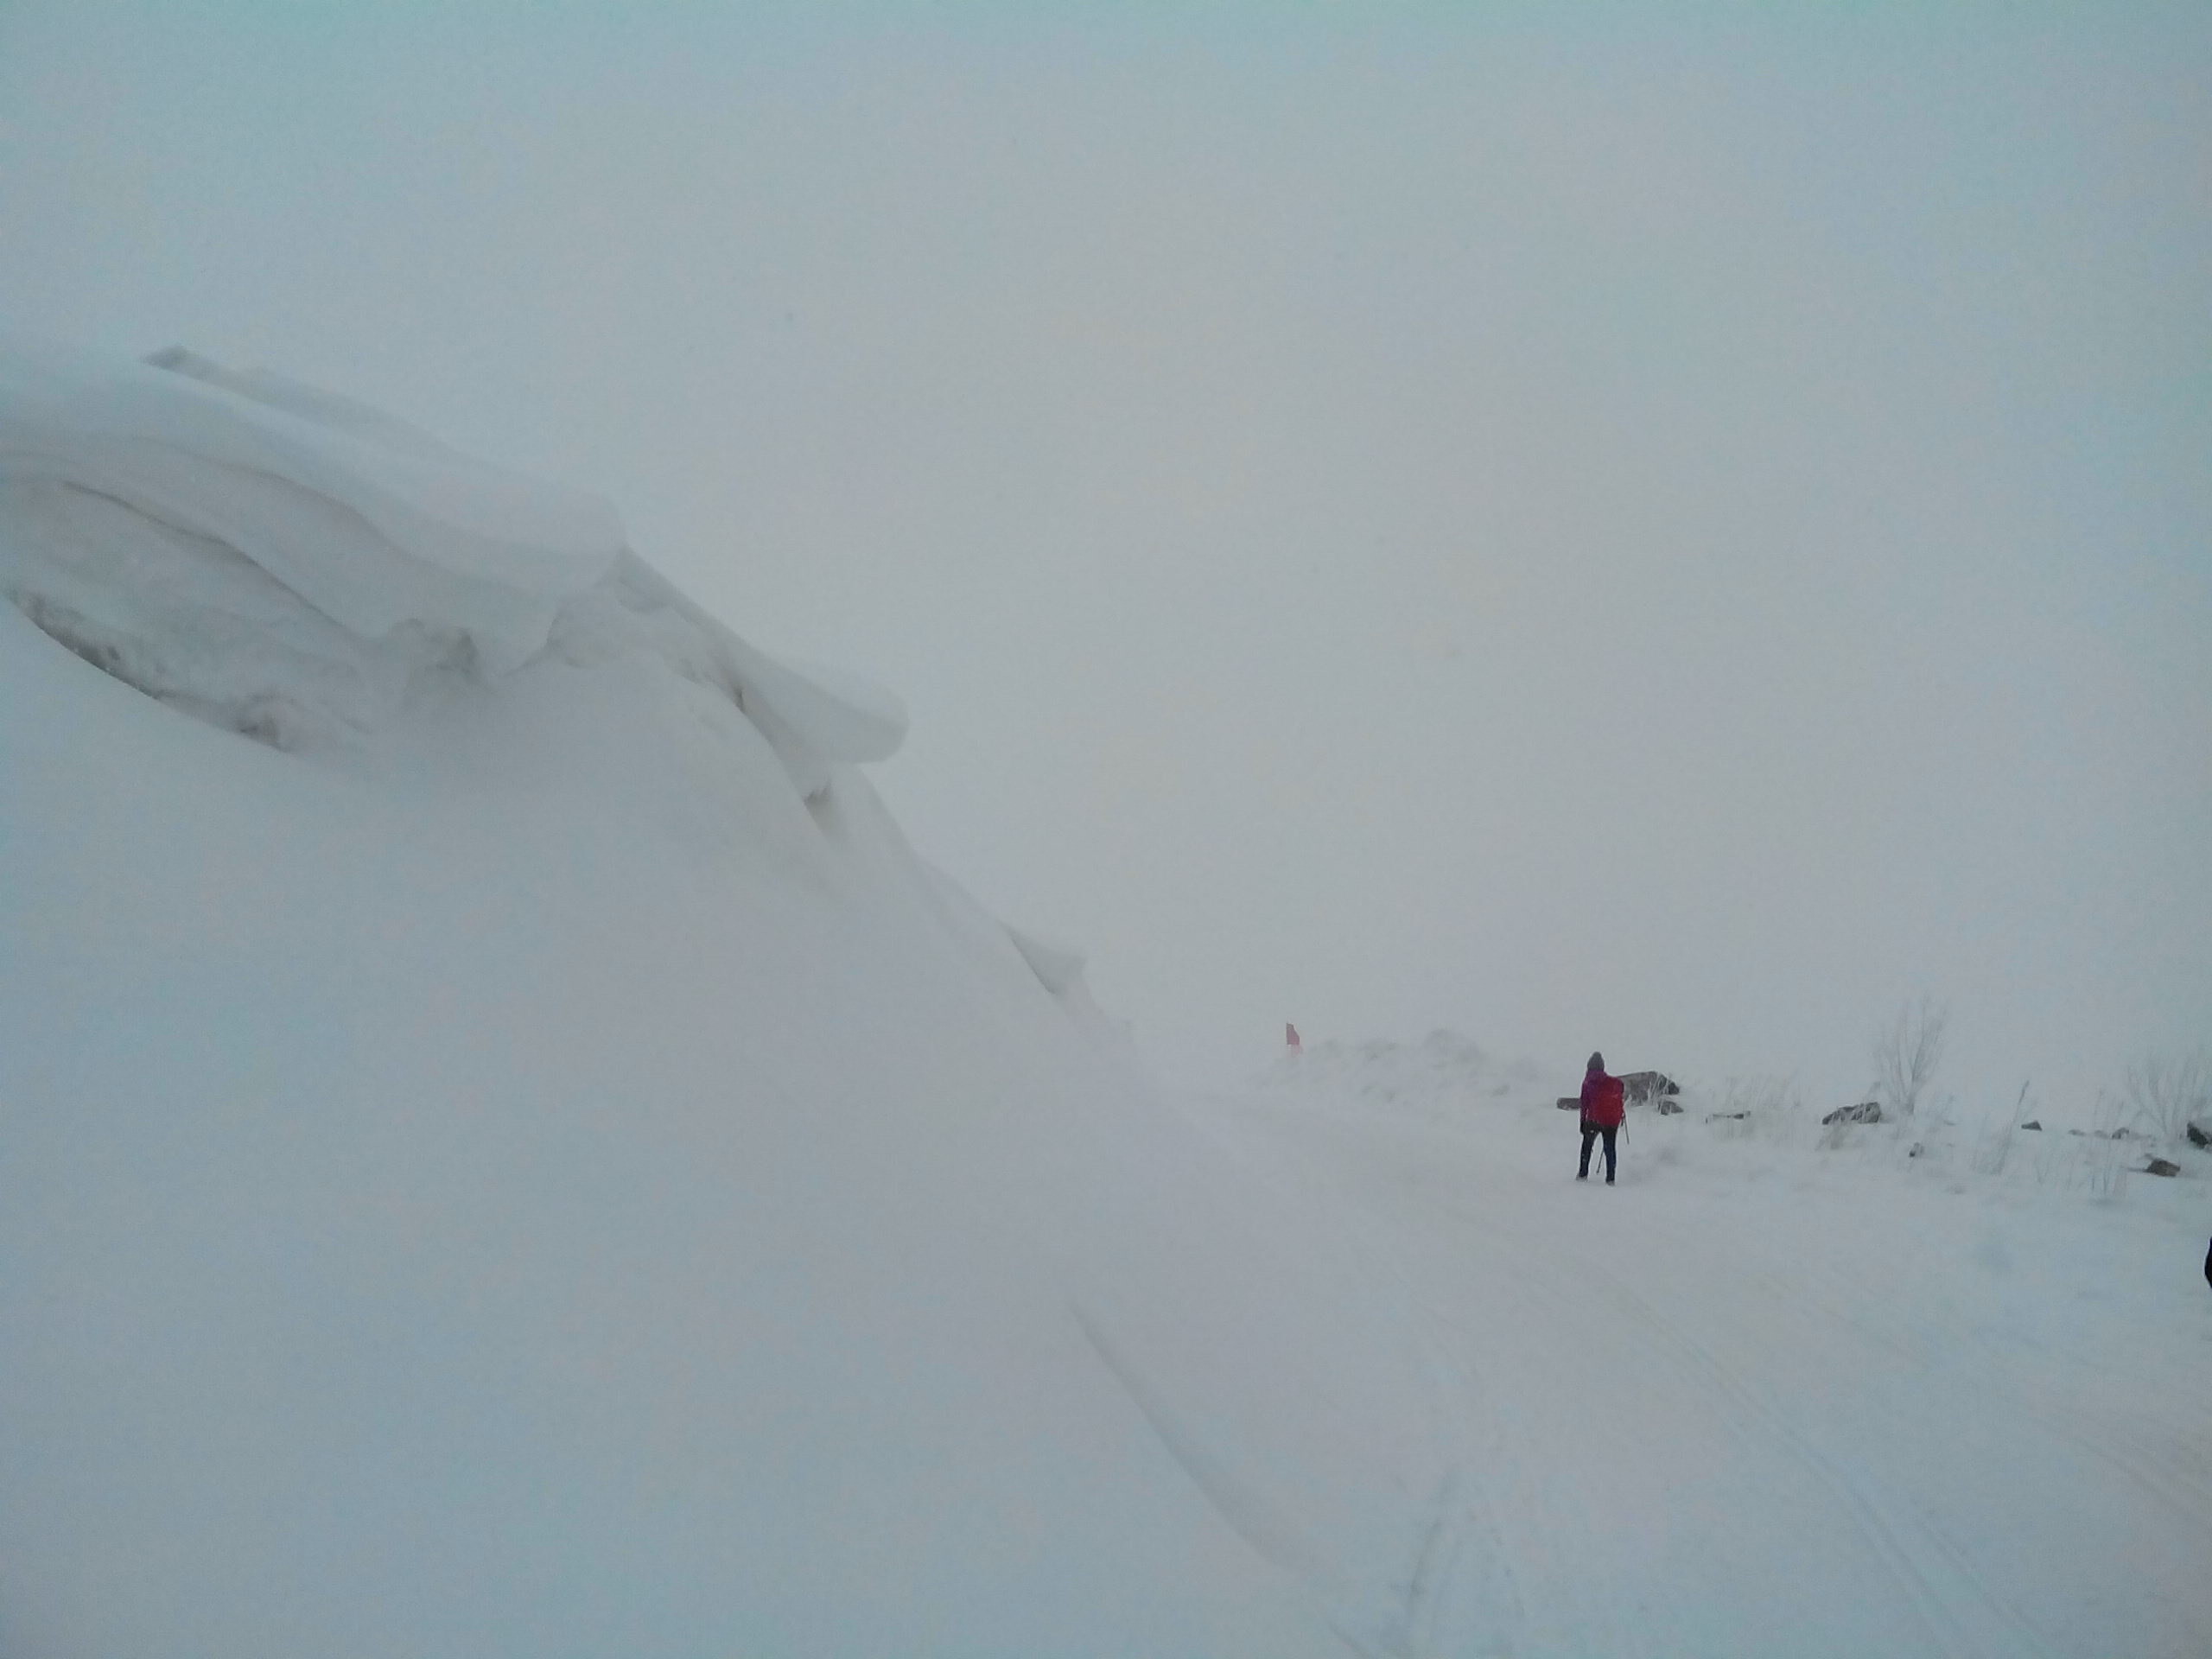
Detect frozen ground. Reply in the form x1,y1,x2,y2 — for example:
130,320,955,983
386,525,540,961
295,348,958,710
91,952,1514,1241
3,345,2207,1656
1197,1034,2212,1657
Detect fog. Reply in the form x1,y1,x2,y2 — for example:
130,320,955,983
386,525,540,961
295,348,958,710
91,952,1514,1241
5,1,2205,1112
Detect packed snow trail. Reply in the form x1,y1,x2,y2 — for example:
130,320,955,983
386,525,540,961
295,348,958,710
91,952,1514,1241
1196,1077,2212,1659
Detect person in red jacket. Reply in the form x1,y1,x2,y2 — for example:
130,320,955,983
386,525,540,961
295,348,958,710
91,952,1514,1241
1578,1051,1625,1185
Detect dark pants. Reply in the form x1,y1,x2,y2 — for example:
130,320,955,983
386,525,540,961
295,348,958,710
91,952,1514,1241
1579,1122,1618,1182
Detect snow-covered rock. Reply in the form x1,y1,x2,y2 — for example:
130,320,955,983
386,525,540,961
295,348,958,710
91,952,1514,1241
1620,1069,1679,1103
1822,1101,1884,1125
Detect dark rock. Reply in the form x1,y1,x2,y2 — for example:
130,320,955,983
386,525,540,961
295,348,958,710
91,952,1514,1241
1621,1071,1680,1104
1707,1111,1749,1121
2019,1119,2042,1131
2187,1119,2210,1149
1557,1096,1582,1110
1656,1099,1684,1116
1821,1102,1882,1126
2143,1158,2180,1178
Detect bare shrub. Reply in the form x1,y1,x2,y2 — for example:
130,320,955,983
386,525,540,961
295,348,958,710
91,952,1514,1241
1872,996,1948,1119
2084,1133,2128,1203
2120,1049,2211,1143
1971,1114,2016,1178
2071,1090,2133,1201
1969,1083,2045,1179
1707,1075,1798,1142
1714,1075,1799,1116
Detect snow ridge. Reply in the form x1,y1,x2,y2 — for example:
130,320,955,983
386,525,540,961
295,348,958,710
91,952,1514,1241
1,341,1465,1658
0,341,903,786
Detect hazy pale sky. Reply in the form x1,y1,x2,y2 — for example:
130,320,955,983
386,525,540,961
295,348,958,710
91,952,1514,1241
5,1,2207,1112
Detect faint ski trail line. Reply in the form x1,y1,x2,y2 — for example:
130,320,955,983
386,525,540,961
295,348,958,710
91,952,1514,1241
1571,1259,2058,1659
1446,1209,1973,1659
1478,1198,2042,1659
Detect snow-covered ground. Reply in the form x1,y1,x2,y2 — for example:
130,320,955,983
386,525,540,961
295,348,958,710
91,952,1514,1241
3,345,2207,1656
1199,1034,2212,1657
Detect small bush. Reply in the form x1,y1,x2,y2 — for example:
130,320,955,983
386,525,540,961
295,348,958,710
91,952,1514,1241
1970,1114,2017,1178
2120,1050,2211,1144
1706,1076,1800,1143
1872,995,1948,1118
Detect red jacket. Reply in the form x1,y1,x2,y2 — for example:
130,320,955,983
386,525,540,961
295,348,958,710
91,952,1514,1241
1580,1069,1625,1128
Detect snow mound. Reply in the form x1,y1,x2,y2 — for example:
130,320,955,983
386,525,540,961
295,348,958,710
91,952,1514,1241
0,340,619,672
0,342,903,785
0,345,1452,1656
549,550,905,798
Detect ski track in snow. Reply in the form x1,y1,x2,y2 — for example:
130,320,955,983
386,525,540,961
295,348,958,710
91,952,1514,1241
1540,1198,2057,1659
1568,1255,2045,1659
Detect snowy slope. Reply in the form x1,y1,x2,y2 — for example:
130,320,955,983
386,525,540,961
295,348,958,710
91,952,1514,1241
0,346,1452,1657
9,345,2208,1659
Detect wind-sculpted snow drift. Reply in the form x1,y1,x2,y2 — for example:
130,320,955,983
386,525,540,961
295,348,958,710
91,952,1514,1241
0,342,903,788
0,346,1452,1657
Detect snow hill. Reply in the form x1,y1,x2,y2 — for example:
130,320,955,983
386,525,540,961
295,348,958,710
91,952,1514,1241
0,344,1451,1657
